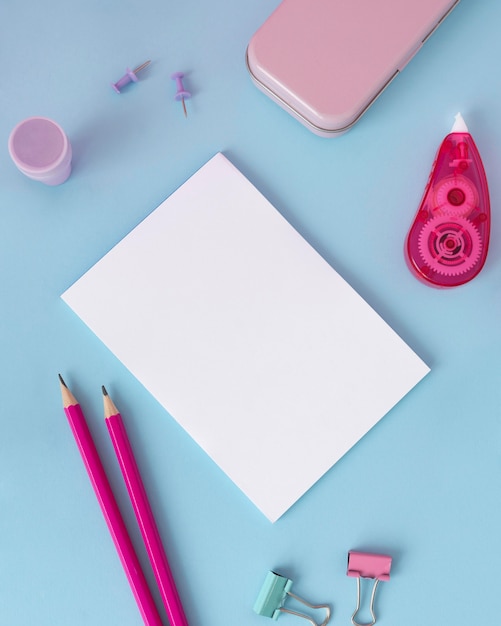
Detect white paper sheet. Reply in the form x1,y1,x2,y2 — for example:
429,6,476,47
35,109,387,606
62,153,430,522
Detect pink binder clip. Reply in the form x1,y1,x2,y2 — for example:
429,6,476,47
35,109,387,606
347,551,392,626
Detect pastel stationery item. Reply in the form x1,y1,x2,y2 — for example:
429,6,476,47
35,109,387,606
405,113,490,287
171,72,191,117
61,153,430,522
112,60,151,93
246,0,459,136
8,117,72,185
254,571,331,625
103,386,189,626
347,551,392,626
58,376,163,626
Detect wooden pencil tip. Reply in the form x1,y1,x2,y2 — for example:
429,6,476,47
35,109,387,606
59,373,77,408
102,385,118,418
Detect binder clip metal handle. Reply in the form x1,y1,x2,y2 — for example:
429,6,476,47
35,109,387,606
347,551,392,626
254,571,331,626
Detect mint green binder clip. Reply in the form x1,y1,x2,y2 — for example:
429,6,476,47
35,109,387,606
253,571,331,626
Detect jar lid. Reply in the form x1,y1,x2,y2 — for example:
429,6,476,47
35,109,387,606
8,117,70,175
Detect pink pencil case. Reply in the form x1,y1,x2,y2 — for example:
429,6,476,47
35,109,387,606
246,0,460,137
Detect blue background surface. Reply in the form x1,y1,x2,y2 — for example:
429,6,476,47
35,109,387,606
1,1,500,625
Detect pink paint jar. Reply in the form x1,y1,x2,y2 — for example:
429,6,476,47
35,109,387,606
8,117,72,185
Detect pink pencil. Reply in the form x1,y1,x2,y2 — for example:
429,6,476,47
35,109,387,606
58,375,163,626
102,386,189,626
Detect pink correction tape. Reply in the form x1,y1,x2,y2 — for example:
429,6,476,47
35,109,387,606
405,113,490,288
8,117,72,185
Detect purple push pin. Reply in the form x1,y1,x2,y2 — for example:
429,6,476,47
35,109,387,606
111,60,151,93
171,71,191,117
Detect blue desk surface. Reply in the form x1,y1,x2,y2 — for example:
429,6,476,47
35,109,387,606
1,1,500,625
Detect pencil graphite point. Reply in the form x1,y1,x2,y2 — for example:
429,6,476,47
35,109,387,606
102,385,119,419
59,373,78,408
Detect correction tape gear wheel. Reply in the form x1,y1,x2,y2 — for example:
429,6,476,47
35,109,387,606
417,216,482,277
432,176,477,218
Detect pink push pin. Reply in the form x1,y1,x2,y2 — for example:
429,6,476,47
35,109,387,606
171,72,191,117
112,60,151,93
347,551,392,626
